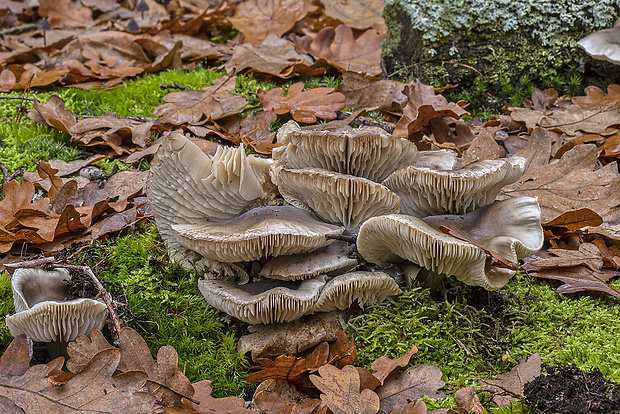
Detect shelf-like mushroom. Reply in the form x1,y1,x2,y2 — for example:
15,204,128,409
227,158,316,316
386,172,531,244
171,205,344,263
357,197,543,289
577,20,620,65
198,277,327,324
5,268,107,343
147,132,275,268
312,271,402,312
274,167,401,228
383,157,527,217
273,121,418,182
259,251,358,281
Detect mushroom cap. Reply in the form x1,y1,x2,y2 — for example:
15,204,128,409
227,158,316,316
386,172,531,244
357,197,543,289
147,132,274,269
383,157,527,217
273,121,418,182
259,251,358,281
274,167,401,228
198,276,327,324
577,27,620,65
416,149,458,171
5,268,107,342
171,205,344,263
312,271,402,312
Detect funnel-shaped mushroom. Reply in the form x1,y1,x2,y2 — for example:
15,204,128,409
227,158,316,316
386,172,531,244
577,20,620,65
198,276,327,324
171,205,344,263
273,121,418,182
312,271,402,312
274,167,400,228
357,197,543,289
5,268,107,342
259,251,358,281
383,157,527,217
147,132,274,268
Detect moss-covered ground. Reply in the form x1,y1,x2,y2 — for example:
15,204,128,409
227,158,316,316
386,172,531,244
1,67,619,411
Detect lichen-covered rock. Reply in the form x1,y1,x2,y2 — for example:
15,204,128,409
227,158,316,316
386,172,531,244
383,0,620,105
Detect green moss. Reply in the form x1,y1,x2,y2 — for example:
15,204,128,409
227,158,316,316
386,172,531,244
0,274,14,352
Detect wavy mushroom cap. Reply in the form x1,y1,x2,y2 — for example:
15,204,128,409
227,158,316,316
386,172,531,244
312,271,402,312
383,157,527,217
6,268,107,342
416,149,458,171
198,276,327,324
171,205,344,263
259,251,358,281
274,167,401,228
577,24,620,65
147,132,274,268
357,197,543,289
273,121,418,182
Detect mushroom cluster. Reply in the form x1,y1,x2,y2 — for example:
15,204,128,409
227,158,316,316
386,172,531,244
147,122,543,324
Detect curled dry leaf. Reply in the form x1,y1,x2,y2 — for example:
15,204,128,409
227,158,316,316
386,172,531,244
38,0,94,28
0,335,32,377
321,0,386,34
389,400,427,414
336,71,407,112
310,364,380,414
229,0,310,45
257,82,345,123
375,365,445,414
542,208,603,234
524,243,603,272
70,114,155,154
252,379,324,414
28,95,76,134
371,346,419,386
480,354,541,407
293,25,384,76
526,264,620,297
164,380,254,414
247,355,310,384
328,330,356,368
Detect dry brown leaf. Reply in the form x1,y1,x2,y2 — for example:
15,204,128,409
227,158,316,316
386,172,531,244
0,335,31,377
257,82,345,123
524,243,603,272
88,206,140,239
459,128,504,166
0,348,156,413
293,25,384,76
371,346,418,386
321,0,386,34
164,380,254,413
375,365,445,414
336,71,407,112
70,115,155,154
307,342,330,372
220,110,277,154
453,387,485,414
310,364,380,414
542,208,603,233
523,88,558,111
154,76,248,126
229,0,310,45
66,329,114,373
358,367,381,392
28,95,76,134
328,330,356,368
498,128,620,240
38,0,94,28
252,379,323,414
47,154,108,177
572,84,620,108
526,264,620,297
389,400,427,414
480,354,541,407
104,170,148,200
247,355,309,384
35,161,64,203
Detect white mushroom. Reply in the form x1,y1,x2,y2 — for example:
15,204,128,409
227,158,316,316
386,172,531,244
259,251,358,281
357,197,543,289
383,157,527,217
198,276,327,324
171,205,344,263
273,121,418,182
274,167,401,228
5,268,107,343
578,20,620,65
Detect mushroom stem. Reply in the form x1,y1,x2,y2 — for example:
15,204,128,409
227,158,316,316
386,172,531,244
56,264,122,346
326,233,357,244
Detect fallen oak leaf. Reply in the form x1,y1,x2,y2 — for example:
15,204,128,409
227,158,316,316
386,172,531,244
258,82,345,124
35,161,64,203
542,208,603,233
328,330,356,368
246,355,309,384
526,265,620,297
371,346,418,386
480,354,541,407
336,71,407,112
0,335,32,376
310,364,380,414
252,379,325,414
389,400,427,414
321,0,386,34
38,0,94,28
164,380,254,413
28,95,76,134
375,365,445,414
523,243,603,272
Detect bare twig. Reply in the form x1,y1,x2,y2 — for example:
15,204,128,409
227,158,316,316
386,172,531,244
0,23,38,36
159,83,187,90
0,161,8,193
0,96,35,101
3,256,56,272
326,233,357,244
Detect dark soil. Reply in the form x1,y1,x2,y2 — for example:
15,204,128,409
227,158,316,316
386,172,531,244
525,363,620,413
63,267,99,301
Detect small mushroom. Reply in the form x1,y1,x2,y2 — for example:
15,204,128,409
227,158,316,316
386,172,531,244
273,121,418,182
577,19,620,65
171,205,344,263
383,157,527,217
259,251,358,281
5,268,107,343
357,197,543,289
312,271,402,312
198,276,327,324
274,167,401,228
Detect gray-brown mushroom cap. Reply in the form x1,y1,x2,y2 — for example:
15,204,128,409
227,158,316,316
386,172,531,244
312,271,402,312
578,24,620,65
171,205,344,263
259,251,358,281
273,121,419,182
198,276,327,324
147,132,274,269
5,268,107,342
383,157,527,217
357,197,543,289
274,167,401,228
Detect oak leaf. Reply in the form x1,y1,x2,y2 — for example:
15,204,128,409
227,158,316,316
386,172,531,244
0,335,31,376
154,76,248,126
38,0,94,28
336,71,407,112
229,0,310,45
257,82,345,123
220,110,277,154
28,95,76,134
293,25,384,76
571,84,620,108
247,355,309,384
542,208,603,233
389,400,427,414
252,379,324,414
523,243,603,272
164,380,254,413
321,0,386,34
328,330,356,368
310,364,380,414
526,264,620,297
371,346,418,386
480,354,541,407
375,365,445,414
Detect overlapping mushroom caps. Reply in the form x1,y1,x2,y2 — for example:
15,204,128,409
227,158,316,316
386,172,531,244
5,268,108,342
147,131,404,324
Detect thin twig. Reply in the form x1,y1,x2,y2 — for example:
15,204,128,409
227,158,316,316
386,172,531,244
0,161,8,193
0,23,38,36
0,96,35,101
56,264,122,346
146,379,200,405
326,233,357,244
159,83,187,91
4,256,56,272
